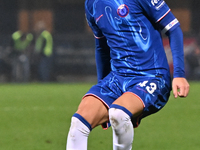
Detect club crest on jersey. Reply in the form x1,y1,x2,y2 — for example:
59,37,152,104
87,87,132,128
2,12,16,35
117,4,129,17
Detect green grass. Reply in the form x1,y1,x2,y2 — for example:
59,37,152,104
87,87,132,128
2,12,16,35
0,82,199,150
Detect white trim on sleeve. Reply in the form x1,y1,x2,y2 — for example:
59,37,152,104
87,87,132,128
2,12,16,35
156,9,171,23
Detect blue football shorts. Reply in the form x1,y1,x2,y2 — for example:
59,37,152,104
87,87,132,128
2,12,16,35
84,71,172,128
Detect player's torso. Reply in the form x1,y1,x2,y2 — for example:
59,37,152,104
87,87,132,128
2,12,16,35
86,0,170,76
91,0,159,46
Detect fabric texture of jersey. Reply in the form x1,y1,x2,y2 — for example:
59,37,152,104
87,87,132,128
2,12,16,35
85,0,180,78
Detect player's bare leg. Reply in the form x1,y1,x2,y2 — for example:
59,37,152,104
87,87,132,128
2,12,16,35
76,96,109,128
109,92,144,150
66,95,108,150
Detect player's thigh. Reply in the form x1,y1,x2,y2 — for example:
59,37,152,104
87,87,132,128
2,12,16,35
76,95,108,128
113,92,144,117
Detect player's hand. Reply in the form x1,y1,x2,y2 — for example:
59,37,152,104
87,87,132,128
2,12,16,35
172,77,190,98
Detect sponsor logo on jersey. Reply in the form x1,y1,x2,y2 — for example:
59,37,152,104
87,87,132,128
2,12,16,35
151,0,165,10
162,18,179,33
117,4,129,17
168,18,178,28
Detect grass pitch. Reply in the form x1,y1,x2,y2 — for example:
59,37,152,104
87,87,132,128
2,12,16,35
0,82,199,150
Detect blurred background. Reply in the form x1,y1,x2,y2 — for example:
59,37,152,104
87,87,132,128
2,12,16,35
0,0,200,83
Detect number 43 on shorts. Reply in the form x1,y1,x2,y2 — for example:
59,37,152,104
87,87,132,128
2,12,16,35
138,81,157,94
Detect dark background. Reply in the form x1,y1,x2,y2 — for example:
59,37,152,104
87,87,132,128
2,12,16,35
0,0,199,82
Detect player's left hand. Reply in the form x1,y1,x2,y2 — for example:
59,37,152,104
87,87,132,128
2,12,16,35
172,77,190,98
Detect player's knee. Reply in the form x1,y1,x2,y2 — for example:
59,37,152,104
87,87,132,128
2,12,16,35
109,108,121,129
109,104,133,130
68,113,92,138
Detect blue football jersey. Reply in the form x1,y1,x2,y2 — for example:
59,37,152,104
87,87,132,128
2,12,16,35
85,0,180,77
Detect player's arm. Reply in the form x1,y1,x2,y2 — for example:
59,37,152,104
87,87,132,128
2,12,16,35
159,14,185,78
85,7,111,82
95,37,111,82
159,12,190,98
166,24,190,98
138,0,189,97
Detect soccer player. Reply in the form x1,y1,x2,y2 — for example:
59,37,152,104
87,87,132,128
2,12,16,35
66,0,190,149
